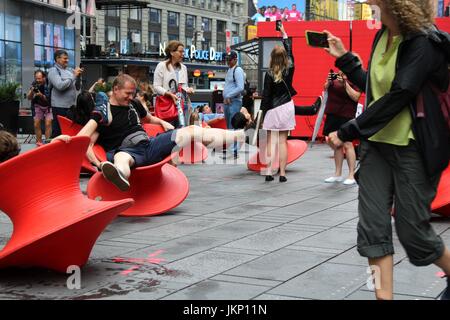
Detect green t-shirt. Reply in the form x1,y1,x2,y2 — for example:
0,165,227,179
368,29,414,145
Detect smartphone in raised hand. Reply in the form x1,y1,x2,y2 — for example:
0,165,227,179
275,20,282,31
305,31,329,48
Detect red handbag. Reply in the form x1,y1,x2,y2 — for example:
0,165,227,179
154,95,177,121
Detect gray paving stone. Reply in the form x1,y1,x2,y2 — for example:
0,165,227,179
143,251,258,283
253,293,310,300
162,280,269,300
118,235,230,263
294,227,357,251
203,204,279,220
222,227,317,252
192,220,279,240
268,263,368,300
121,217,231,241
224,249,335,281
210,274,282,287
248,193,317,207
291,210,358,227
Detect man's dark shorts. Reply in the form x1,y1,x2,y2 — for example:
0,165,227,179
107,130,178,167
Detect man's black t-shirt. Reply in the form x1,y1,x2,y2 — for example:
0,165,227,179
97,99,147,151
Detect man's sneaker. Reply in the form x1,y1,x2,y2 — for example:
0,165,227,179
91,91,112,125
440,276,450,300
100,161,130,191
324,176,344,183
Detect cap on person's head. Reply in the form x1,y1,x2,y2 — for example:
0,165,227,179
226,51,238,61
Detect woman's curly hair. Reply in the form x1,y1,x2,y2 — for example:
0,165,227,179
383,0,435,35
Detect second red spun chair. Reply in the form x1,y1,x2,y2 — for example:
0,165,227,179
0,137,134,273
87,145,190,217
247,139,308,172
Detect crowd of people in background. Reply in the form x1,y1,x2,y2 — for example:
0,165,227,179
251,4,304,24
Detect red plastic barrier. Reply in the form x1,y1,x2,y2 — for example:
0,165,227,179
431,166,450,217
58,116,97,174
0,136,134,272
247,139,308,172
87,145,190,217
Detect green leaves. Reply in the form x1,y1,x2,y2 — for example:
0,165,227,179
0,82,20,103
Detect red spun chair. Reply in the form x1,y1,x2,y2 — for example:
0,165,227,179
142,123,207,164
87,145,190,217
247,140,308,172
57,116,97,174
208,117,227,129
431,165,450,217
0,136,134,272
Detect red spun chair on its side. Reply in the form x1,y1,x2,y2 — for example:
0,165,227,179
57,116,97,174
431,165,450,217
0,137,134,273
142,123,207,164
87,144,190,217
247,140,308,172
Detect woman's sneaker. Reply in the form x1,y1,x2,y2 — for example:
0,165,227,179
91,92,112,125
324,176,343,183
100,161,130,191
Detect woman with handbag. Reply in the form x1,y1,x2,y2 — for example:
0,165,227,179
153,40,194,127
325,0,450,300
260,22,296,182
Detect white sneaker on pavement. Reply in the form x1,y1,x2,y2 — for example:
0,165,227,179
324,176,344,183
343,178,356,185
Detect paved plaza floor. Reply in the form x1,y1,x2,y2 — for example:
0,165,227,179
0,140,449,300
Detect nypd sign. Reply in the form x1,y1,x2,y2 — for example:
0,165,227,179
159,43,225,62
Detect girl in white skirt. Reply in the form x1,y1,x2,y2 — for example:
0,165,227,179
260,22,296,182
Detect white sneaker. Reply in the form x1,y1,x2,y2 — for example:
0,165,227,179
343,178,356,185
324,176,344,183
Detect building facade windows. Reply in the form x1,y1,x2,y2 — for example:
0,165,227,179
34,19,75,71
129,8,142,21
168,34,179,41
232,22,239,37
106,8,120,17
201,17,211,31
149,8,161,24
168,11,180,27
217,20,226,33
149,31,161,48
186,15,196,29
0,12,22,84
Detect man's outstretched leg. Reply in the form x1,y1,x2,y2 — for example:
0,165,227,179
100,151,134,191
174,125,245,150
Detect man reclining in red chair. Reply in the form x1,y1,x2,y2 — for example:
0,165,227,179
56,74,246,191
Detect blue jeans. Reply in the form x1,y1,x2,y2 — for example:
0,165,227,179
224,99,242,154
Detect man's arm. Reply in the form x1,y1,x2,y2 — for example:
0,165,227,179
86,131,101,168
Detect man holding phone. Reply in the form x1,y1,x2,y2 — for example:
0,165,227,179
48,49,83,137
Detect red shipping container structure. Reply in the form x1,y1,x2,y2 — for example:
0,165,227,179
256,18,450,138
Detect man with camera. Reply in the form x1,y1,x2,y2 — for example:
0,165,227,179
27,70,52,146
48,49,83,137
